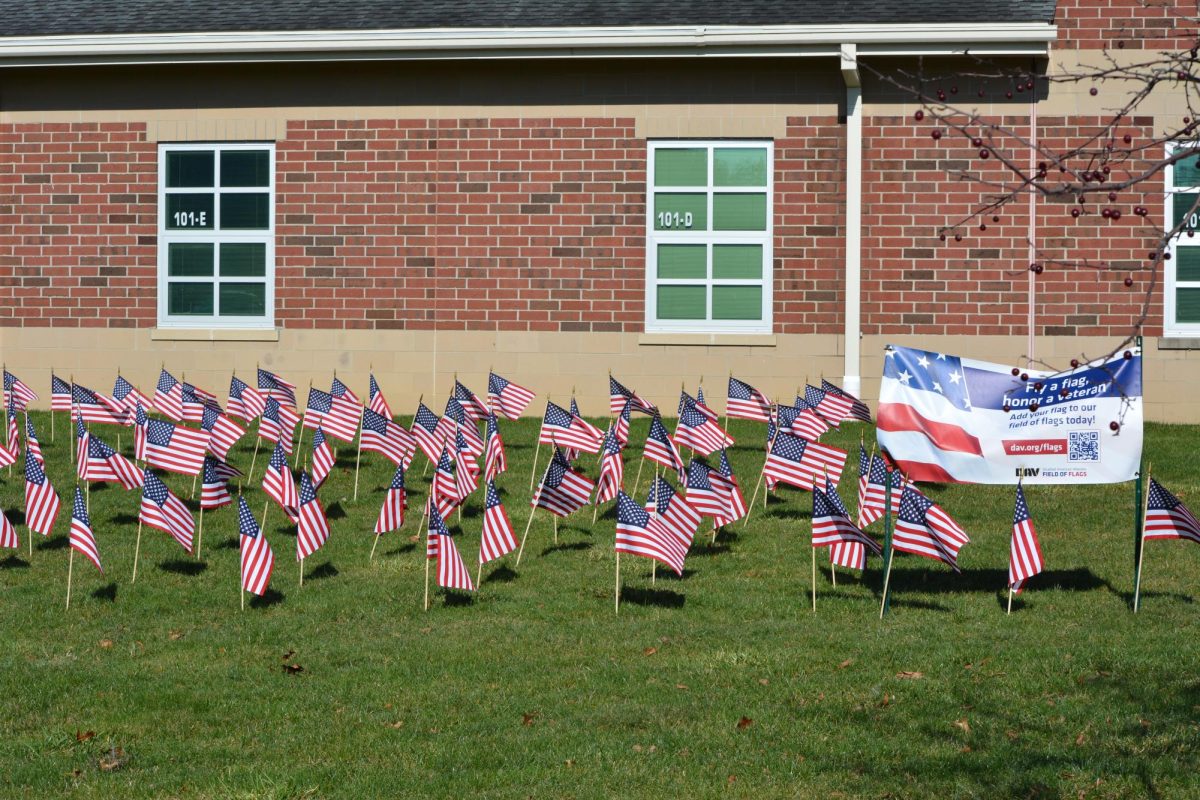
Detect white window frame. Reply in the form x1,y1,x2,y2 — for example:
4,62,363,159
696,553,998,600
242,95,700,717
157,142,275,329
645,140,773,334
1164,144,1200,336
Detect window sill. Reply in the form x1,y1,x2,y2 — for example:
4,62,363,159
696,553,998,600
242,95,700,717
151,328,280,342
638,333,776,347
1157,336,1200,350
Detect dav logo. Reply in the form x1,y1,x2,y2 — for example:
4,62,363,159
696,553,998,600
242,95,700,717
1015,467,1040,478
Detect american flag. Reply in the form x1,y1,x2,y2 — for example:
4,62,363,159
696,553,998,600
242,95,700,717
643,415,684,478
675,399,733,455
858,454,905,529
484,414,507,482
609,375,657,416
329,379,364,442
310,428,334,488
1009,482,1044,592
69,487,103,573
82,433,143,490
361,407,416,468
72,383,129,426
201,405,246,460
3,370,37,412
257,368,297,408
368,374,393,419
238,496,274,596
5,410,19,462
331,376,361,406
684,459,732,518
227,375,265,422
262,440,299,517
257,397,299,456
305,387,359,443
51,374,73,412
181,382,220,423
112,375,150,413
762,431,847,490
0,436,14,470
727,377,772,422
1144,477,1200,545
140,415,206,476
431,505,474,592
374,463,407,535
614,490,689,576
612,400,632,446
139,469,194,553
0,508,17,550
539,401,603,453
24,416,43,467
595,427,625,505
453,428,480,500
710,449,747,525
679,389,719,423
200,455,234,510
532,447,595,517
454,379,491,422
893,484,971,572
487,371,535,420
562,396,583,463
295,471,330,561
805,384,853,426
781,400,830,442
410,402,444,464
822,378,872,423
856,444,871,524
75,416,89,477
25,451,61,537
430,446,461,518
153,368,184,421
645,477,702,555
812,476,881,570
480,480,518,565
437,398,484,457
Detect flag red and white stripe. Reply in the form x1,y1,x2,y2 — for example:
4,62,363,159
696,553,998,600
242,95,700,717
139,469,194,553
1144,477,1200,545
480,480,518,564
1009,482,1044,592
310,428,335,488
0,509,18,550
201,406,246,460
69,487,103,572
361,408,416,468
263,441,299,518
295,471,330,561
153,369,185,421
761,432,847,490
374,464,407,535
227,375,265,423
893,484,971,572
614,490,690,576
238,496,274,596
24,452,61,537
488,371,536,420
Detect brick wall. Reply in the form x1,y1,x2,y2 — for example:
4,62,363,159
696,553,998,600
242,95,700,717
1057,0,1200,50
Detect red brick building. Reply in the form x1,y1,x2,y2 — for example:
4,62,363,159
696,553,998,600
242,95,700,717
1,1,1197,419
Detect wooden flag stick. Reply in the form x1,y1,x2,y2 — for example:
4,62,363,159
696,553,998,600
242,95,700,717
811,542,817,612
50,366,56,442
528,440,543,490
614,552,621,615
353,434,363,501
244,434,262,492
131,520,144,583
878,472,897,619
260,500,270,544
1007,587,1014,615
190,470,198,501
69,374,75,465
1133,463,1152,613
476,558,484,589
369,532,382,561
299,556,304,588
878,548,896,620
552,514,558,546
630,456,646,498
196,506,205,560
742,415,781,529
294,381,311,469
66,549,75,611
85,473,90,517
831,561,837,587
515,507,537,568
423,551,431,611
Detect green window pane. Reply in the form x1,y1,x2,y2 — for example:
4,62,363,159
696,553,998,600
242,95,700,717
1177,287,1200,323
654,148,707,187
220,193,269,229
714,148,767,187
1173,193,1200,232
221,150,270,188
713,244,763,279
1176,248,1200,282
654,193,707,231
657,285,706,320
712,285,762,320
1174,153,1200,187
167,243,214,277
220,243,267,277
168,282,214,316
657,244,706,279
713,193,767,231
166,194,214,230
219,283,266,317
166,151,214,188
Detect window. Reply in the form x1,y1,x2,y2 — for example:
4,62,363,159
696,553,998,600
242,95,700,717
157,143,275,328
1166,146,1200,336
646,140,773,333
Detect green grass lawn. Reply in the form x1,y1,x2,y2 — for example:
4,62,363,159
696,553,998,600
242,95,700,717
1,412,1198,799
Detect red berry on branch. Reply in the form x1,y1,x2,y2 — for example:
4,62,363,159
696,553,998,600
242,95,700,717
1124,350,1133,359
1123,134,1132,144
1070,359,1080,368
979,149,990,159
914,110,925,121
1110,421,1120,431
1034,381,1043,391
1020,373,1029,382
954,233,962,242
1071,208,1081,218
1002,404,1011,413
1164,252,1172,260
1090,87,1098,96
1029,402,1039,412
1112,209,1122,220
1102,208,1113,218
980,223,988,231
1102,166,1110,175
992,215,1000,222
972,137,983,147
1011,368,1021,376
1108,192,1117,201
978,88,986,98
939,233,947,241
1124,276,1134,287
931,129,942,140
951,86,959,94
1026,79,1035,90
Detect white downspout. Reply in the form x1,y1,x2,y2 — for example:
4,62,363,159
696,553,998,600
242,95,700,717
840,44,863,398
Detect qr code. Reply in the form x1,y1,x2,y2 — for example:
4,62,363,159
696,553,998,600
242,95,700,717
1069,431,1100,462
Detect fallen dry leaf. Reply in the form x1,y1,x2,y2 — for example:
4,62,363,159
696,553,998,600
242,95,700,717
409,535,421,543
1006,729,1020,741
896,671,924,680
736,716,754,730
960,745,972,753
675,684,688,690
643,647,657,656
282,663,304,675
727,775,737,784
564,759,575,768
386,721,404,729
75,730,96,743
1075,728,1088,746
632,744,643,752
98,746,127,772
952,718,971,733
281,649,295,661
758,678,769,686
879,693,891,708
838,659,853,669
98,639,113,650
521,712,538,727
168,630,183,641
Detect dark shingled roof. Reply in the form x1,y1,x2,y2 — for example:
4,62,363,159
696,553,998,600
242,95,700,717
1,1,1057,38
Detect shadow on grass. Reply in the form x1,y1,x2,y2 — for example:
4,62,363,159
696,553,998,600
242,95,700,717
1106,582,1195,610
160,559,208,576
384,543,416,557
868,566,1107,596
249,588,285,608
655,567,693,582
621,586,685,608
691,543,732,557
216,536,240,550
767,507,812,521
7,511,26,527
326,503,347,521
91,582,118,602
483,565,518,584
112,513,139,525
883,597,951,613
0,555,30,570
304,561,338,581
540,541,592,557
36,536,69,551
442,591,475,607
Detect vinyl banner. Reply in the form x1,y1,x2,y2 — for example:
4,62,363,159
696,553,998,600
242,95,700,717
877,345,1143,485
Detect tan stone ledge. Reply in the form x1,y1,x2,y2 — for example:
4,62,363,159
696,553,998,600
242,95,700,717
637,333,777,347
1157,337,1200,350
149,328,280,342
